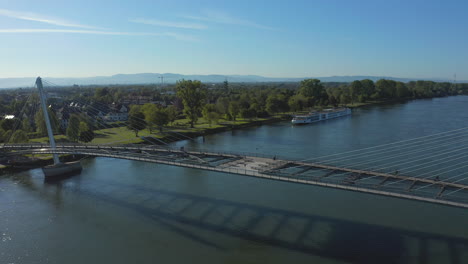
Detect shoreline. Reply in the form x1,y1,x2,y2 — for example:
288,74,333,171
0,117,290,174
0,95,456,174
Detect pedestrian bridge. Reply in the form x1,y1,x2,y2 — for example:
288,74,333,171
2,143,468,209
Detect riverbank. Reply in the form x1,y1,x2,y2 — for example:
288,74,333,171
0,116,290,173
0,95,437,173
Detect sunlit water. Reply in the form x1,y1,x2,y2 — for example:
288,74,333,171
1,96,468,264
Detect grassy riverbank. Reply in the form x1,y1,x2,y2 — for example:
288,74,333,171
0,97,419,173
28,98,409,146
29,114,291,145
1,115,289,173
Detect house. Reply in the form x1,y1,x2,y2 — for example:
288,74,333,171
103,111,128,122
102,103,129,122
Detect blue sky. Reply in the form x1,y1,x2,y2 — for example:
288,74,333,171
0,0,467,79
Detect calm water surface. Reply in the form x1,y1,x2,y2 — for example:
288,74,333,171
1,96,468,264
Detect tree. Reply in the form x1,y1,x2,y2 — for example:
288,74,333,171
9,130,28,143
66,114,81,142
78,122,94,143
176,80,207,128
240,108,256,120
350,80,363,104
361,79,375,98
1,130,12,143
229,101,240,121
288,94,307,112
129,105,143,115
153,108,170,132
396,82,410,98
203,104,220,126
223,79,229,94
299,79,324,100
34,108,59,136
328,94,338,107
128,111,146,137
166,105,179,125
1,119,15,131
266,94,289,114
216,97,230,116
375,79,396,99
340,93,351,104
141,103,158,133
22,119,31,133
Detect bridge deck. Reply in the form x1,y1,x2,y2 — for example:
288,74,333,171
2,143,468,209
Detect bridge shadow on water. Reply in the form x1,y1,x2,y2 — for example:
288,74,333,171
17,175,468,264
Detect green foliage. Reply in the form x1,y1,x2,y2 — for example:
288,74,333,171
34,108,59,136
141,103,158,133
266,93,289,114
350,80,363,103
203,104,220,126
153,108,169,132
9,130,28,143
166,105,179,124
1,119,15,131
216,97,230,114
396,82,410,98
66,114,81,142
228,101,240,121
1,130,12,143
141,103,171,132
129,105,143,115
299,79,324,98
375,79,396,98
176,80,207,128
22,119,31,133
288,94,307,112
223,80,229,94
128,111,146,137
240,108,257,120
0,128,4,142
360,79,375,98
78,122,94,143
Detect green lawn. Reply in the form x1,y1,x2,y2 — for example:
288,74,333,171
29,115,288,145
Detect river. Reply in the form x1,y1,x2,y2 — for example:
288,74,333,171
1,96,468,264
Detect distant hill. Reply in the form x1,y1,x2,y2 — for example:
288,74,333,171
0,73,458,89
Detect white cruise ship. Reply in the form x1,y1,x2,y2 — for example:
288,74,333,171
291,107,351,125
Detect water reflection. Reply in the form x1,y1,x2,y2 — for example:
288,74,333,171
16,176,468,264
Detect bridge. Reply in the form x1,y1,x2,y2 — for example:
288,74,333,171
2,77,468,210
2,142,468,209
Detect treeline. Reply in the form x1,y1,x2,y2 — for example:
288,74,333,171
126,78,468,134
0,107,95,143
2,78,468,142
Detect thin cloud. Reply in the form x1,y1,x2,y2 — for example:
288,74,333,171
0,29,199,41
129,18,207,30
0,8,98,29
163,32,200,42
182,9,276,30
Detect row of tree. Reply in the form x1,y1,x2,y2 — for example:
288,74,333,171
2,78,468,142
